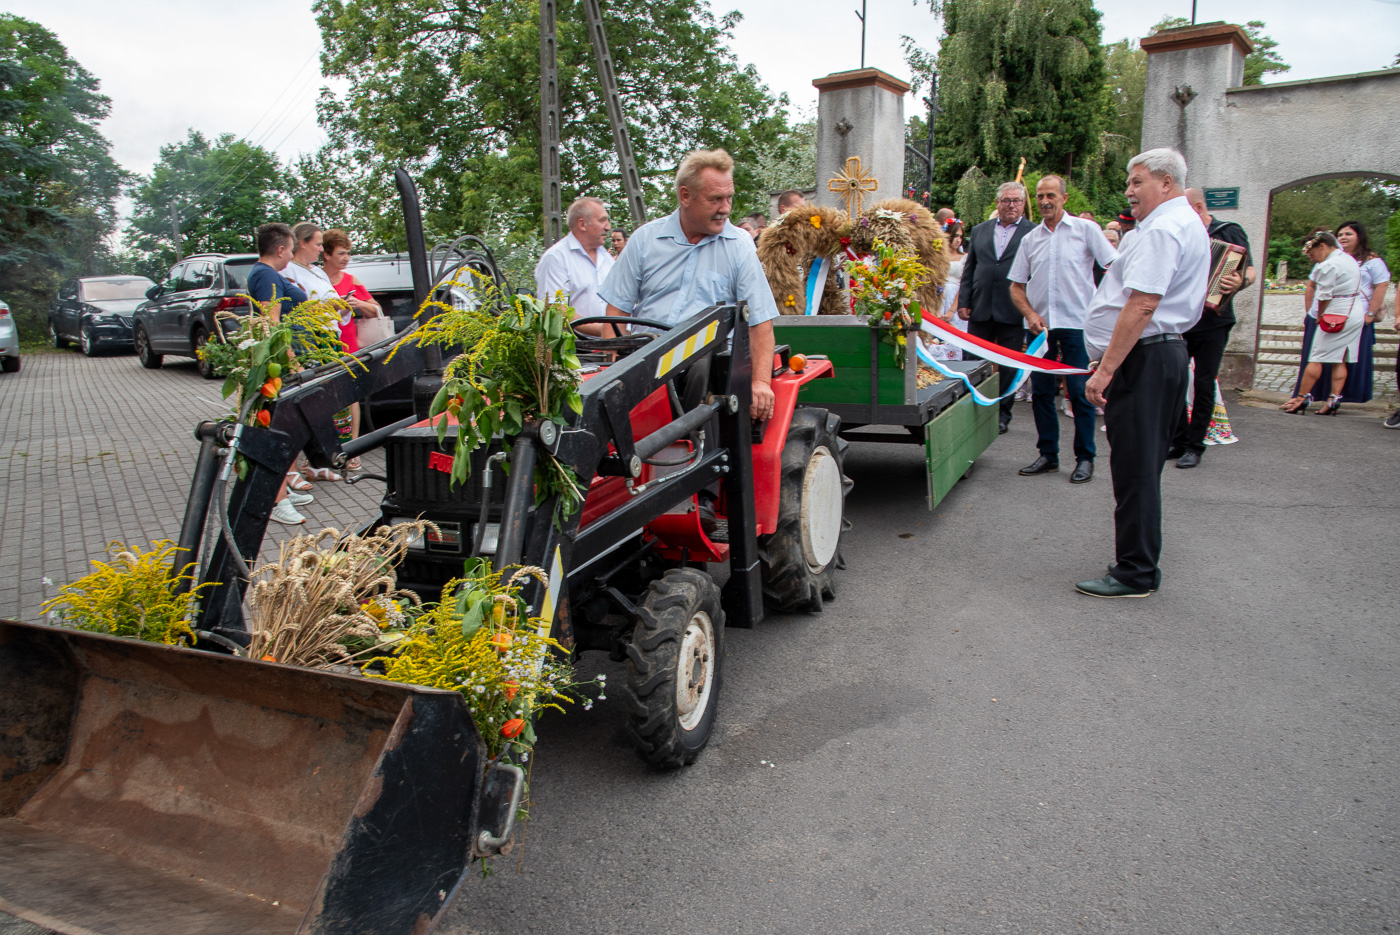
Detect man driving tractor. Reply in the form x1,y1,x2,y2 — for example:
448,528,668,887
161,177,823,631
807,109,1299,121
594,148,780,422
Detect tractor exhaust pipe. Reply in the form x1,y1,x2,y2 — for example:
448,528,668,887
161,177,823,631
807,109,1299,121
395,168,444,422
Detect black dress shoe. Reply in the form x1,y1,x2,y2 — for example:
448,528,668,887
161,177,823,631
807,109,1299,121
1070,460,1093,483
1074,574,1151,598
998,420,1010,435
1175,450,1200,469
1019,455,1059,475
1165,445,1184,461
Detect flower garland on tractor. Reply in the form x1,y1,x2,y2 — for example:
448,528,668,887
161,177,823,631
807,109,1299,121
756,197,952,376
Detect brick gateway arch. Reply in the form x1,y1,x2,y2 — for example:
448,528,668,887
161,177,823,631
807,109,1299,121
1140,23,1400,387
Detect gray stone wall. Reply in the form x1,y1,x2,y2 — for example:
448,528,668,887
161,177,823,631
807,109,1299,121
1142,36,1400,388
814,81,907,213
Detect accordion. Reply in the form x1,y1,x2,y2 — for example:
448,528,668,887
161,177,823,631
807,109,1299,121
1205,239,1247,311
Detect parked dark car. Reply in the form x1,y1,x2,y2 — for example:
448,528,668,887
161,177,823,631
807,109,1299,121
132,254,258,378
49,276,158,356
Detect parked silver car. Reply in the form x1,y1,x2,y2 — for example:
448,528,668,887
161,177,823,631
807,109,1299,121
0,300,20,372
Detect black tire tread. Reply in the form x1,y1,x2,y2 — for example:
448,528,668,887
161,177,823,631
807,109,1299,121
136,326,162,369
624,568,724,769
758,408,852,612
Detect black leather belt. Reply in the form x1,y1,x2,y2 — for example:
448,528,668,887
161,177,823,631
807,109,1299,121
1138,333,1183,346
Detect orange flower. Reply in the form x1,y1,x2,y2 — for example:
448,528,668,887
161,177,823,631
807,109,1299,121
490,631,513,652
784,294,796,307
501,718,526,739
504,680,519,701
810,215,821,229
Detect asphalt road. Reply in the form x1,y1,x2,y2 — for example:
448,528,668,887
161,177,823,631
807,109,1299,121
445,398,1399,935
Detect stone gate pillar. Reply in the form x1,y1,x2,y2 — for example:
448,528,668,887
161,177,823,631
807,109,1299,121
1141,23,1260,389
812,68,910,214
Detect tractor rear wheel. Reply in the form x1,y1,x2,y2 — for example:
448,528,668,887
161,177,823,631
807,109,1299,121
759,408,851,612
625,568,724,768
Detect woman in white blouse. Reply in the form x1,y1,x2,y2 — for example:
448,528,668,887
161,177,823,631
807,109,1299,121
1283,231,1363,415
282,222,337,301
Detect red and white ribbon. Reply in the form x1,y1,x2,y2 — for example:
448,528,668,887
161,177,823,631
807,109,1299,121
919,311,1092,375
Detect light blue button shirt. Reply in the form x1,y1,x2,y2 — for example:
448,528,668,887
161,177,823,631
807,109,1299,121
597,210,780,329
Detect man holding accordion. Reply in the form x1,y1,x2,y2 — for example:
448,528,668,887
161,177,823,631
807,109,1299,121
1167,189,1256,469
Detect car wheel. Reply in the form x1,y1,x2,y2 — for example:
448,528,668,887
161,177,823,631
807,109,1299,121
49,321,68,349
0,356,18,373
194,328,217,379
80,325,98,357
135,326,162,369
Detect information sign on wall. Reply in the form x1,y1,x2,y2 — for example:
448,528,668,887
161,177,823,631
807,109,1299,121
1204,188,1239,210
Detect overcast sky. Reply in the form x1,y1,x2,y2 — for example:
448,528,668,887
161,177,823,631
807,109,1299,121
5,0,1398,180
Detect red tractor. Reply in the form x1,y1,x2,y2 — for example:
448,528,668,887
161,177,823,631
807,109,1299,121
368,302,851,766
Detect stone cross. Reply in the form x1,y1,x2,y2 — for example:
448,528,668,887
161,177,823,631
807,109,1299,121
828,156,879,217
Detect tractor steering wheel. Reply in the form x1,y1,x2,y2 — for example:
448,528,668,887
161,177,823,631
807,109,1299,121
570,316,674,357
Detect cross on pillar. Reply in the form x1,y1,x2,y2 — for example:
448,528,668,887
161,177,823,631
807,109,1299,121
827,156,879,217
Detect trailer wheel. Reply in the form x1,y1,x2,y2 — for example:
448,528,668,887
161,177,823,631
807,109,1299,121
759,408,851,612
625,568,724,768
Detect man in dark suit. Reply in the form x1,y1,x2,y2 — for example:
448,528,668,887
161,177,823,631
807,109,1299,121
958,182,1036,433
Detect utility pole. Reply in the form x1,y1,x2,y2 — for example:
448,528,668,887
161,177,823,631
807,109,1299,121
539,0,563,248
582,0,647,229
170,202,183,262
1191,1,1197,24
855,0,867,69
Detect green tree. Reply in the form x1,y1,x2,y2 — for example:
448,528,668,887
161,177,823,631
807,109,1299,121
1241,21,1290,86
0,15,125,335
750,111,816,197
125,130,291,273
1266,178,1400,277
922,0,1109,205
313,0,790,246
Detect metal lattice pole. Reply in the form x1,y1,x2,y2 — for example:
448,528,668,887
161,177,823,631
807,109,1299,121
540,0,563,247
582,0,647,229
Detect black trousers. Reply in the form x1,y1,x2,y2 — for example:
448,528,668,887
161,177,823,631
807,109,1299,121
967,318,1024,425
1104,339,1189,592
1171,324,1232,455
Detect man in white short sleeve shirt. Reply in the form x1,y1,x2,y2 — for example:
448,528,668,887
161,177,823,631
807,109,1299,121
1008,174,1119,485
534,197,614,318
1073,148,1209,599
598,148,779,421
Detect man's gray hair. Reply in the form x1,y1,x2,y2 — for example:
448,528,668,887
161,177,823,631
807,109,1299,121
996,181,1026,201
1127,148,1188,187
675,148,734,194
566,197,605,230
1038,174,1067,196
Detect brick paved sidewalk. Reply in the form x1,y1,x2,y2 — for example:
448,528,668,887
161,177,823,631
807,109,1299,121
0,349,390,624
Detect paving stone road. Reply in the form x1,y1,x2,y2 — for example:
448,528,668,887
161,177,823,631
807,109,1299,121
0,347,388,624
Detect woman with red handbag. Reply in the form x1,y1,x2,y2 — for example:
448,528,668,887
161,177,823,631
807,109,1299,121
1282,231,1363,415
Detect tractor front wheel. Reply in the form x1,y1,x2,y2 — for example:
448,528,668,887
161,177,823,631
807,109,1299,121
759,407,851,612
625,568,724,769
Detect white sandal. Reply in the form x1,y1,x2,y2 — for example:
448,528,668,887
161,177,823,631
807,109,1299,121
286,471,313,491
304,467,343,483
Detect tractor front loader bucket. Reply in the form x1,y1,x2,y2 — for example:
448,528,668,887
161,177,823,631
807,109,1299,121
0,619,499,935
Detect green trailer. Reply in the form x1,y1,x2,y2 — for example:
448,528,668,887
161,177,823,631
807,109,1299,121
772,315,998,510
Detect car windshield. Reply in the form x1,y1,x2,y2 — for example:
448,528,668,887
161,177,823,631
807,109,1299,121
223,260,257,290
82,279,155,301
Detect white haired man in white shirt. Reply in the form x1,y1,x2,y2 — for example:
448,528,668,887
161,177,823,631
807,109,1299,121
1074,148,1210,599
534,196,614,316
